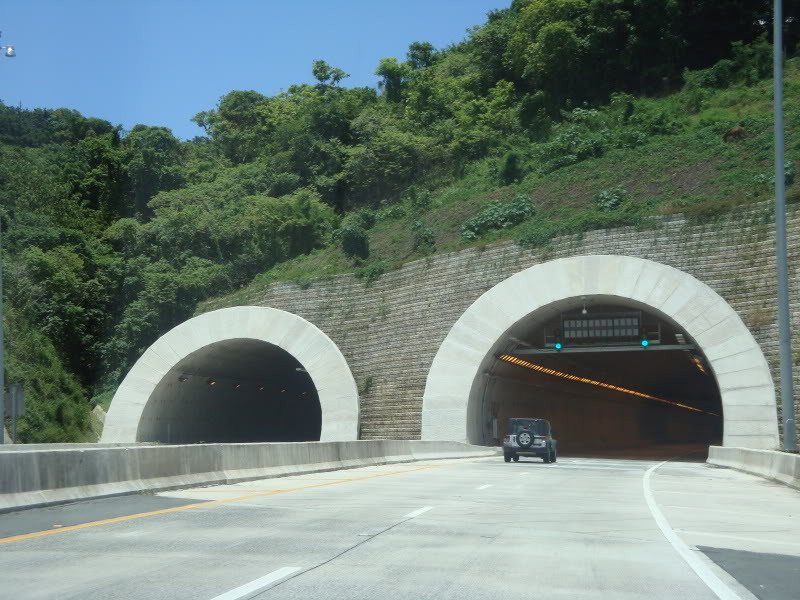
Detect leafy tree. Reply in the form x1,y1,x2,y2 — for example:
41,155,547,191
407,42,436,70
375,57,412,103
312,59,350,87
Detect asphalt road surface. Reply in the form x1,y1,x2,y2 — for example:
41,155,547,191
1,450,798,600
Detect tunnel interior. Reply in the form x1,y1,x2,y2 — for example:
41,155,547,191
473,299,723,455
137,338,321,443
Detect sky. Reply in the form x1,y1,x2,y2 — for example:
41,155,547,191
0,1,507,140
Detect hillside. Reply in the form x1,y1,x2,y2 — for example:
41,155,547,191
200,56,800,312
0,1,797,441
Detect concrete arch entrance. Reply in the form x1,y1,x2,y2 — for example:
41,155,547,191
101,306,359,443
421,255,779,449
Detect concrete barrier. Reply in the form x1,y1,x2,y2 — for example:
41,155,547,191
0,441,499,512
707,446,800,489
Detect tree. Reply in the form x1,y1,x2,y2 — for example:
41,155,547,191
311,59,350,87
375,58,412,103
407,42,436,70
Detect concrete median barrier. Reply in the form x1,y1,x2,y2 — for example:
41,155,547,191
0,441,499,512
707,446,800,489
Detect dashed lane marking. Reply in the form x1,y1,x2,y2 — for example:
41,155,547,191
0,464,449,545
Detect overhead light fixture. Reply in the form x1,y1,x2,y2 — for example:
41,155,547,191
232,383,241,390
257,385,265,392
207,379,217,386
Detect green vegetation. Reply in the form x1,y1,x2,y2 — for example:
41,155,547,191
1,0,798,440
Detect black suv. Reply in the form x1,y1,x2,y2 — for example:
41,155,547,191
503,418,557,463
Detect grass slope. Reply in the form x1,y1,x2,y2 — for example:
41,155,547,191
199,60,800,313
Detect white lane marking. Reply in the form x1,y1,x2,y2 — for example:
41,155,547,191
209,567,301,600
549,465,644,471
644,461,741,600
663,505,797,518
403,506,433,519
519,472,530,476
477,484,493,490
676,530,800,549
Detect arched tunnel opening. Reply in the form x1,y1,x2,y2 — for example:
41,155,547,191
136,338,321,443
474,300,723,457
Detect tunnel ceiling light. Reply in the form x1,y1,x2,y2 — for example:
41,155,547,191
258,385,265,391
232,383,241,390
498,354,719,416
207,379,217,386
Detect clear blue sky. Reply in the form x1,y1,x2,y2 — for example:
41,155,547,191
1,1,507,140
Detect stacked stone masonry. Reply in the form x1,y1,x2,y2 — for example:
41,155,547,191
244,204,799,441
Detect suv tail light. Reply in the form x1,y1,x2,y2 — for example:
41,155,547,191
503,435,511,443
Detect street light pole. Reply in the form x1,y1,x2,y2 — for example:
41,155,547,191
773,0,797,452
0,223,5,445
0,30,11,444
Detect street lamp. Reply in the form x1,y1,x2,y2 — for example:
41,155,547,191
0,32,14,58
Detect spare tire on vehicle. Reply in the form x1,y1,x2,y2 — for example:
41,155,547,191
517,431,533,448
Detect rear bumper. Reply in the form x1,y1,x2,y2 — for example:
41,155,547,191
504,446,548,457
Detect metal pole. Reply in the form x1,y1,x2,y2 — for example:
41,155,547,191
0,222,4,445
11,385,16,444
774,0,797,452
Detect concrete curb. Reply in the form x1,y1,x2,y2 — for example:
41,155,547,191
0,440,499,513
707,446,800,490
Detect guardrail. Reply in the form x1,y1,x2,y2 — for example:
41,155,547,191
707,446,800,489
0,440,499,512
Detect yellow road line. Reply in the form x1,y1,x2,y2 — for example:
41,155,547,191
0,463,447,545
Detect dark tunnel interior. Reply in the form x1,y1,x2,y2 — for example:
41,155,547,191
478,302,723,455
137,338,321,443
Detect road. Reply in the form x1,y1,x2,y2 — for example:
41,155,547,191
0,449,798,600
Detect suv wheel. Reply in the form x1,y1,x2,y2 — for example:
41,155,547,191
504,454,511,463
543,449,551,463
551,448,557,463
512,455,520,462
517,431,533,448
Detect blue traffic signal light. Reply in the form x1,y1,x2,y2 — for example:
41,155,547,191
554,342,562,350
641,339,649,347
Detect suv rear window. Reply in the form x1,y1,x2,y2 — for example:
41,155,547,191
509,419,549,436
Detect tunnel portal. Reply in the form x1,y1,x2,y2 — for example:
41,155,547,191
137,338,321,443
481,303,723,454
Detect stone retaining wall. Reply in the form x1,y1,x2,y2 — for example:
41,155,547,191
225,204,800,441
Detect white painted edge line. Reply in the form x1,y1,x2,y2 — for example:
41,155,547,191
643,462,741,600
662,505,786,517
676,530,800,549
208,566,301,600
403,506,433,519
519,472,530,476
477,484,493,490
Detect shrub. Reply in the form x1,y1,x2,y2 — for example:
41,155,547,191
412,219,436,254
461,193,535,240
334,224,369,260
594,186,629,211
376,204,405,221
404,185,432,215
354,261,386,284
498,151,523,185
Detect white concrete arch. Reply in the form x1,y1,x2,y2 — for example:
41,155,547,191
102,306,359,442
421,255,779,449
